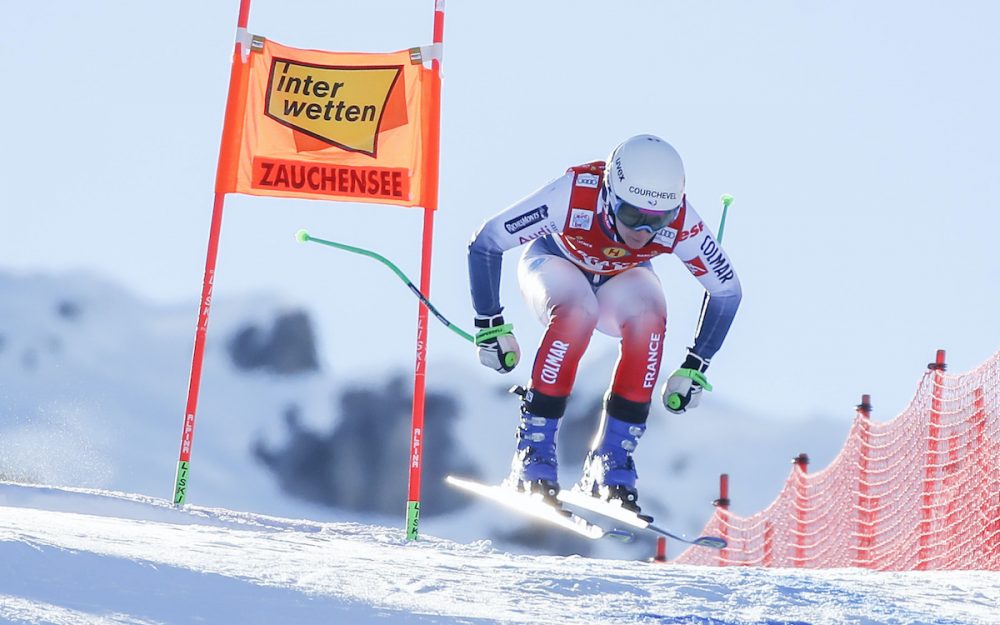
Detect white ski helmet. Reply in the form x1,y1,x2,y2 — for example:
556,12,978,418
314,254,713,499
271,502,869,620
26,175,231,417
605,134,685,231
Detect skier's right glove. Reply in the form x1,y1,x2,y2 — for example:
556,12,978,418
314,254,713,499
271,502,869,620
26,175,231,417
662,350,713,414
474,313,520,373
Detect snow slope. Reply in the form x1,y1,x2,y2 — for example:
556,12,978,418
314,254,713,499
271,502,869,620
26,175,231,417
1,482,995,625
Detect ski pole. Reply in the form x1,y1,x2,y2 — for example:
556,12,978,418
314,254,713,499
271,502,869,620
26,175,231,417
295,230,475,344
667,193,735,411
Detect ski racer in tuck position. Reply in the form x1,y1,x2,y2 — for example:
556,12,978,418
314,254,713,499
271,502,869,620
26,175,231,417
467,134,742,515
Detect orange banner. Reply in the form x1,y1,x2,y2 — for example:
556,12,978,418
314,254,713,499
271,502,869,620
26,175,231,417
216,37,435,207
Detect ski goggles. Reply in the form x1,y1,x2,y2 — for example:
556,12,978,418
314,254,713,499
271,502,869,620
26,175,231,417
609,193,680,233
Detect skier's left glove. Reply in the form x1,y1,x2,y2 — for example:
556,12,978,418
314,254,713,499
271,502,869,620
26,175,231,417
662,350,713,414
474,313,520,373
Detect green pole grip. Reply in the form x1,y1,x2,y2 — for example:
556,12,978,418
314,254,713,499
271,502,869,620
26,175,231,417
717,194,734,244
667,393,683,410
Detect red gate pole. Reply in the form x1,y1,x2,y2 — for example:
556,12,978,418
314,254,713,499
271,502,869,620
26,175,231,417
405,0,446,541
713,473,731,566
173,0,253,505
652,537,667,563
918,349,946,569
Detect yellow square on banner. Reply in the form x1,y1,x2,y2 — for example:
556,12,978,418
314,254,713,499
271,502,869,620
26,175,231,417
216,37,435,207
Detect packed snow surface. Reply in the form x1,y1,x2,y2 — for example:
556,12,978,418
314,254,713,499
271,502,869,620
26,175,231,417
1,482,995,625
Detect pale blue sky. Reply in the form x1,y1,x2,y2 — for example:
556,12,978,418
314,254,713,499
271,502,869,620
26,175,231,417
2,1,998,422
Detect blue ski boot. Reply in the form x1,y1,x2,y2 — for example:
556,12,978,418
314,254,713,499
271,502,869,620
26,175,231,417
579,413,646,513
505,411,561,504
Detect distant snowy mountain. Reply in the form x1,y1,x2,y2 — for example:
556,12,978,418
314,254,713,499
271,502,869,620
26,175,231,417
0,269,853,560
2,482,995,625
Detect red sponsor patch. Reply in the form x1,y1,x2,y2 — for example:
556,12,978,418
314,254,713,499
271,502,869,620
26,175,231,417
683,256,708,277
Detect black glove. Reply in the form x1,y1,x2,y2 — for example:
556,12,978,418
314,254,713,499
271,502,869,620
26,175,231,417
662,350,713,414
474,313,520,373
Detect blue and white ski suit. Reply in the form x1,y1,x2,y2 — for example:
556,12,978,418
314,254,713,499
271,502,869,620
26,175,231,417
468,161,741,413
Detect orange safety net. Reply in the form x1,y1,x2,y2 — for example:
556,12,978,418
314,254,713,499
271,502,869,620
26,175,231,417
215,37,436,208
675,349,1000,570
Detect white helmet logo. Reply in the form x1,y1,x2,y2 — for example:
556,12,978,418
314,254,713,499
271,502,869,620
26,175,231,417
607,134,685,213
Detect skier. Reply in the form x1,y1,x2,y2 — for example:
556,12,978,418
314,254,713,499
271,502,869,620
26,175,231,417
467,134,741,513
